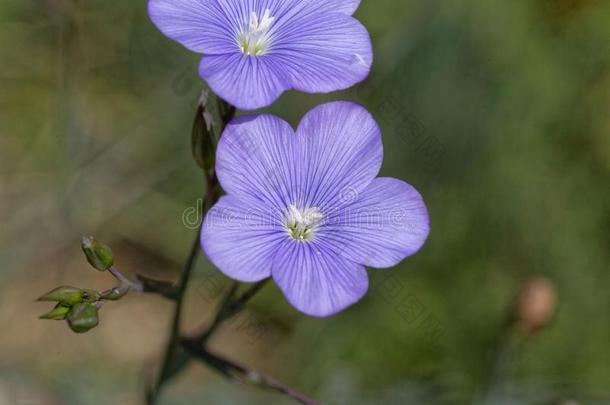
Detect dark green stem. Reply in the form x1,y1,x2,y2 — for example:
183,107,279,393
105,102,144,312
197,282,239,343
181,338,320,405
146,99,224,404
475,309,525,403
196,279,270,344
146,223,203,404
146,96,306,405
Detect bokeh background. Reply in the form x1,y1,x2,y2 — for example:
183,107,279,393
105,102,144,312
1,0,609,404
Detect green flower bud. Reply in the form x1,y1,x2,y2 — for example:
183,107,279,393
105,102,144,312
191,103,216,171
67,303,99,333
39,303,71,320
37,286,85,306
81,236,114,271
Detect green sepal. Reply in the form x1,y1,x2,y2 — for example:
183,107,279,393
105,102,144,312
39,303,71,320
37,286,85,306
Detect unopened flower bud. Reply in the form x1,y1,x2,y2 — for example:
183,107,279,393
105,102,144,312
67,303,99,333
191,104,216,171
81,236,114,271
516,276,557,334
37,286,85,306
39,303,71,320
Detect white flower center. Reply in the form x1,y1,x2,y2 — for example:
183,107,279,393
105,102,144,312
238,9,275,56
285,204,324,241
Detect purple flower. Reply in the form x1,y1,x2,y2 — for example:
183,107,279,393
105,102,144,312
148,0,372,110
201,102,430,317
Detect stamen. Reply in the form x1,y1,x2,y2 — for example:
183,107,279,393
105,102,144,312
238,9,275,56
285,204,324,241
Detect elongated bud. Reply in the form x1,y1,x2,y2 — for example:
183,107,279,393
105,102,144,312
67,303,99,333
191,103,216,171
39,304,71,320
37,286,85,306
81,236,114,271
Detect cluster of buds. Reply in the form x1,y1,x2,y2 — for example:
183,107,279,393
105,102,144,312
38,286,102,333
37,237,131,333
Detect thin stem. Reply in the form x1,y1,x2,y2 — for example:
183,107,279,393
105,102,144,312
181,338,320,405
146,97,292,404
475,311,525,403
99,283,130,300
194,279,269,344
135,275,180,301
147,97,228,404
197,282,239,343
148,164,215,405
232,279,270,312
147,224,202,404
108,266,143,292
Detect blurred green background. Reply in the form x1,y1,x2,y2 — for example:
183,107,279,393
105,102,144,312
1,0,609,404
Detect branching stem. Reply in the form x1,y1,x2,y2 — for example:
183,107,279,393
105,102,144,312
146,97,316,405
